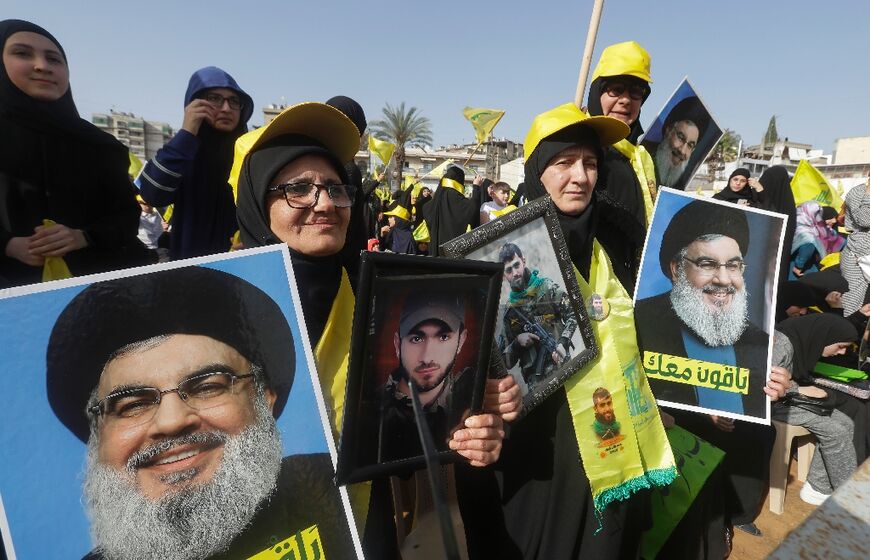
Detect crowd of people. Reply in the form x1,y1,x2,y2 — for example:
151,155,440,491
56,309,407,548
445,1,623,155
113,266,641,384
2,17,869,560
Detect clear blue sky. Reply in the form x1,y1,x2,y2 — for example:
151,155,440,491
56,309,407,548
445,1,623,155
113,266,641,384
8,0,868,153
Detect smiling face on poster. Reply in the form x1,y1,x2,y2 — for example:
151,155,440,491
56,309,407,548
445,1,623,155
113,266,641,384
641,78,723,191
633,188,786,424
0,247,360,560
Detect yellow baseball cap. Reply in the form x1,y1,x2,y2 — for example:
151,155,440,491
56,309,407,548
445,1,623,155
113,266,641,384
523,103,630,160
228,102,360,201
590,41,652,84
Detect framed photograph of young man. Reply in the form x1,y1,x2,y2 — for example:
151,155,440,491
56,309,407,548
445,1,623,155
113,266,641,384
336,252,501,485
641,78,723,191
0,246,361,560
634,188,787,424
441,197,598,416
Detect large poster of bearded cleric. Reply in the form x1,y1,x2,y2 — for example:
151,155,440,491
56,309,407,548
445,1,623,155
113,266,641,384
0,246,361,560
634,188,786,424
641,78,723,191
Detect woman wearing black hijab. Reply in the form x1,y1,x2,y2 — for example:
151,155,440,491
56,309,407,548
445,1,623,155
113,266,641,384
713,168,761,206
774,314,857,503
758,166,798,282
381,189,417,254
424,165,483,255
0,19,146,287
585,41,655,231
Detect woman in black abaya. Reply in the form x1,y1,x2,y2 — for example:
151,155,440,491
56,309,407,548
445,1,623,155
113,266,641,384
0,19,146,287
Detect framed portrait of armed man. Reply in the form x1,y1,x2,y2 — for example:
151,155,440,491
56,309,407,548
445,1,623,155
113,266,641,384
634,188,786,424
441,197,598,416
640,78,723,191
0,246,361,560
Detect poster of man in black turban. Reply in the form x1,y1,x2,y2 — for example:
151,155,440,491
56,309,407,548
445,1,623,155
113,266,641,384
0,246,360,560
641,78,723,191
633,188,786,423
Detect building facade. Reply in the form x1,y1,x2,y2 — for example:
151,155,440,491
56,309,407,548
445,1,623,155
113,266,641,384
92,110,174,161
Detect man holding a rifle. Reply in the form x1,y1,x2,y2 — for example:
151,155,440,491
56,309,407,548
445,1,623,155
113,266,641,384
500,242,577,389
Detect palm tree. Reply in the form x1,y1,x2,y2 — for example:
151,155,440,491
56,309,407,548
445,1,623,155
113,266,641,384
369,102,433,189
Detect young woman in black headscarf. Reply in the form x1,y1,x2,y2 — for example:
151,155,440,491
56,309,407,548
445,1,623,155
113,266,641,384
774,314,858,503
585,40,656,230
713,168,761,205
423,166,483,255
758,166,798,282
0,19,146,287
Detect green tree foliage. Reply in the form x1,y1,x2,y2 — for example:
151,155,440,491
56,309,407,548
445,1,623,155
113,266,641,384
763,115,779,145
707,129,742,166
369,102,433,188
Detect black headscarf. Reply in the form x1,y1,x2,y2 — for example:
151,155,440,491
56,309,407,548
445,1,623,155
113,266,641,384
326,95,367,136
523,122,645,291
713,168,759,205
758,166,797,282
524,124,600,274
585,76,649,145
775,281,818,323
385,190,416,254
424,166,479,255
236,134,350,342
0,19,119,145
413,187,431,227
777,313,857,385
585,77,650,227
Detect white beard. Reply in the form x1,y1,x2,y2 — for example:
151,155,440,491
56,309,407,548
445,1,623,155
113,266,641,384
669,267,748,347
655,141,689,187
83,393,283,560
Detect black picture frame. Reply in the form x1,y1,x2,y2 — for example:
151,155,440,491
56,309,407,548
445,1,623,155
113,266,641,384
440,197,599,417
336,252,502,485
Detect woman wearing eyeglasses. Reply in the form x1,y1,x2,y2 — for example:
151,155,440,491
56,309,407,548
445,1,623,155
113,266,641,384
585,41,657,242
137,66,253,260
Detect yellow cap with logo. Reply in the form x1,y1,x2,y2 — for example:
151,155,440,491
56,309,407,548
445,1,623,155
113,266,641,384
590,41,652,84
523,103,630,160
228,102,360,202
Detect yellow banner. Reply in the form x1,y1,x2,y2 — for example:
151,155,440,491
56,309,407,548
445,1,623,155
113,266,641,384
368,135,395,166
462,106,505,144
791,159,843,208
247,524,323,559
642,351,749,394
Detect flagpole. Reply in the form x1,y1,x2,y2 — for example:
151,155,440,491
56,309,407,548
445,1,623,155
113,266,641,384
463,138,486,167
574,0,606,108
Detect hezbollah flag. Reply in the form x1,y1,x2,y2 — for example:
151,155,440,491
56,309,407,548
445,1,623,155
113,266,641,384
368,135,396,166
791,160,843,208
462,107,505,144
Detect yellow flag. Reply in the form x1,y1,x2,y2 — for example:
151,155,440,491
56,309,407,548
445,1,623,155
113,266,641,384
791,160,843,208
422,159,455,180
128,150,144,179
462,107,505,143
41,219,72,282
402,175,418,191
368,135,396,166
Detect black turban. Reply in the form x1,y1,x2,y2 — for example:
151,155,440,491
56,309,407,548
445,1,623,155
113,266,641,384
46,266,296,442
659,200,750,278
663,96,709,138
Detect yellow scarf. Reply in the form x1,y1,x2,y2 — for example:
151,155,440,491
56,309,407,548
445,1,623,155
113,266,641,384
564,239,675,511
440,178,465,195
611,140,656,223
314,269,370,534
491,204,518,218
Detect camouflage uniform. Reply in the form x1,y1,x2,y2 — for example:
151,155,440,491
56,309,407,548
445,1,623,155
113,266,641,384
501,270,578,387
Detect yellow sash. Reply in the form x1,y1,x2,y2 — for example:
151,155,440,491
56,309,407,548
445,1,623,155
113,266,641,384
441,178,465,195
611,140,656,223
564,239,675,511
491,204,518,218
314,270,370,534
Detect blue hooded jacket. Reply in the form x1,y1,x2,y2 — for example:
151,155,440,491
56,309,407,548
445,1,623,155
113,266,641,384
137,67,253,260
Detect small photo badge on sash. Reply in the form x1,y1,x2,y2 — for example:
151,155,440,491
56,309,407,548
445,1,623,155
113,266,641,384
587,293,610,321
